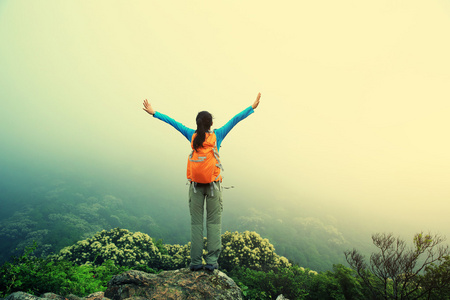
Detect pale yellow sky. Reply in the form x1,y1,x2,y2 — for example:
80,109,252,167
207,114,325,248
1,0,449,237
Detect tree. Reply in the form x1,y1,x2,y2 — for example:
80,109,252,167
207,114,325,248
420,255,450,299
344,232,449,300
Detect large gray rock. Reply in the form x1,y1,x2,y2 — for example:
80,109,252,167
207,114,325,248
104,268,243,300
4,292,40,300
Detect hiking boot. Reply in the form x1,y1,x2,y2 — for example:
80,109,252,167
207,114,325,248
204,264,219,271
190,265,203,271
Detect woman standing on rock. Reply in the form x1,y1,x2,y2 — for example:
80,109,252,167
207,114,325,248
142,93,261,271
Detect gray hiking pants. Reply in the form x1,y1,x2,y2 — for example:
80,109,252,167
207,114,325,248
188,182,223,267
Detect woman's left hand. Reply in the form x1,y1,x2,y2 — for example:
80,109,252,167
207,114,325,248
252,92,261,109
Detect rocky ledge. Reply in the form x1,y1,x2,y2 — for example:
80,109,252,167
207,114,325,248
105,268,242,300
3,268,243,300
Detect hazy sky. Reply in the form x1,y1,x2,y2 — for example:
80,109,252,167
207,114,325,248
1,1,449,238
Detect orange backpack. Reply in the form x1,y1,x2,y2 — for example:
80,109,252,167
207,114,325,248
187,131,223,184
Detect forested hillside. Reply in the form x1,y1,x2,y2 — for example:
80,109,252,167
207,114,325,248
0,175,365,272
1,171,449,299
1,228,449,299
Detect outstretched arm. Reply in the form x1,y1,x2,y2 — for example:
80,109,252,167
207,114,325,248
142,98,194,142
215,92,261,149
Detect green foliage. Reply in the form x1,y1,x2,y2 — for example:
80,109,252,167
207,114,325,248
55,228,191,270
328,264,364,300
231,263,367,300
56,228,165,268
6,229,447,300
231,265,308,300
0,229,304,298
230,265,366,300
55,228,291,272
231,265,366,300
1,179,358,273
221,230,291,272
0,179,171,264
345,232,450,300
0,177,364,273
304,264,364,300
227,208,350,272
162,243,191,269
421,255,450,300
0,242,133,297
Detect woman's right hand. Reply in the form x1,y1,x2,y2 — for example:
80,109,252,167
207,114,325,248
142,99,155,115
252,92,261,109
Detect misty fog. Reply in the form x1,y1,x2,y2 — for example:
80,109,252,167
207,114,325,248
1,0,450,272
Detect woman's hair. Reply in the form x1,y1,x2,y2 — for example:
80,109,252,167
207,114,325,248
193,111,213,151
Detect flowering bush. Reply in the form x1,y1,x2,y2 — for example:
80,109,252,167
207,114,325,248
220,231,291,271
162,243,191,269
56,228,164,268
55,228,291,272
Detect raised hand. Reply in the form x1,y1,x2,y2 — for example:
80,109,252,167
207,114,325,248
142,99,155,115
252,92,261,109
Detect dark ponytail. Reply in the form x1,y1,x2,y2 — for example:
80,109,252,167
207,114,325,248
193,111,213,151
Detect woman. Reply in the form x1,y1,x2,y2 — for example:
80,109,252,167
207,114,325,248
142,92,261,271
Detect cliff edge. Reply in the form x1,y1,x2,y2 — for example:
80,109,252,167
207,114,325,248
3,268,243,300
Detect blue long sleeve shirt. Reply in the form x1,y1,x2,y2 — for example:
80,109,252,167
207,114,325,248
153,106,254,150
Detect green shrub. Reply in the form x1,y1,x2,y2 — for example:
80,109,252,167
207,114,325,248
221,231,291,272
231,265,309,300
163,243,190,269
56,228,165,268
0,242,132,297
2,229,364,299
55,229,291,272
